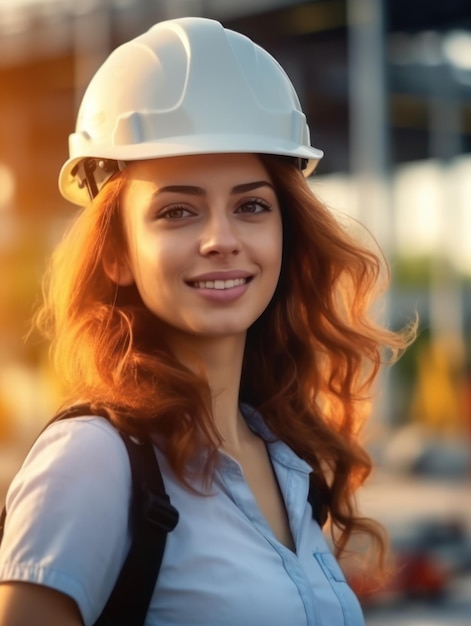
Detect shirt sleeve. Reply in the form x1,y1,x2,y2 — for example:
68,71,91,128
0,416,133,626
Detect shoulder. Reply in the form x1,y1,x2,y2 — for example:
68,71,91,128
5,414,133,543
0,415,133,625
8,413,131,495
31,414,129,464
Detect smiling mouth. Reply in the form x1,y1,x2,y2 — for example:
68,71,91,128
189,277,251,290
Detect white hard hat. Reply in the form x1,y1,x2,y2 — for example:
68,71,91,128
59,17,324,206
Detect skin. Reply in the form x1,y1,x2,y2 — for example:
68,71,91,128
0,582,84,626
115,153,282,340
0,152,292,623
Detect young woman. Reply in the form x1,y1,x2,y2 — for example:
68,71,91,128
0,17,413,626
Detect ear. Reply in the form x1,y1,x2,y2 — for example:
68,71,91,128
102,254,135,286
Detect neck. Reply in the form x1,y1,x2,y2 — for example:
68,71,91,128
166,331,250,450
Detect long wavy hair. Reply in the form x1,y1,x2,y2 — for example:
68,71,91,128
36,155,414,571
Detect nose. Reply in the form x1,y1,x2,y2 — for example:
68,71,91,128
199,212,241,257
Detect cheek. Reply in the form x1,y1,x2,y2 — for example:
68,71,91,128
133,234,190,287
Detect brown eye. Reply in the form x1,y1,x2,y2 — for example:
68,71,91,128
158,205,195,220
236,198,272,214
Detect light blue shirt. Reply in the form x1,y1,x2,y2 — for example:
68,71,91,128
0,405,365,626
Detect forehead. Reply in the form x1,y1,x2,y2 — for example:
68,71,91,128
123,153,271,191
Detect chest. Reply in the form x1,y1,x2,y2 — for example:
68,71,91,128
148,450,366,626
236,439,295,550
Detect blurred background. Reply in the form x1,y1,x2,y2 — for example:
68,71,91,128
0,0,470,623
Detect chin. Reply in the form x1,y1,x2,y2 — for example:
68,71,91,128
190,325,249,340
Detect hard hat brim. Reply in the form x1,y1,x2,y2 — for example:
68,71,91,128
59,137,323,207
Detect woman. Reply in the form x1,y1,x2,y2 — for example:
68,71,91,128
0,17,413,626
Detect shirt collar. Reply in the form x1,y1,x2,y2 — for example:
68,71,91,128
240,402,312,475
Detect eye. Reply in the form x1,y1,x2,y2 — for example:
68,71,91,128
157,205,195,220
235,198,272,214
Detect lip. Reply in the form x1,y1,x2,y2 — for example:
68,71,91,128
189,281,250,303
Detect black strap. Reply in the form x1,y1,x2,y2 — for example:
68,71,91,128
94,432,178,626
308,474,330,528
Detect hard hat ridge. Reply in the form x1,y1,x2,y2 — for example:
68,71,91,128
59,16,324,206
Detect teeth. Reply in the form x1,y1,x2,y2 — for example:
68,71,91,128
193,277,247,289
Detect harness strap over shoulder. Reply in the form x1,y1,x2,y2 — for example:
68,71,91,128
94,431,179,625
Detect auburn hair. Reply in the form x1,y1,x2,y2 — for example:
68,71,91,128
36,155,414,572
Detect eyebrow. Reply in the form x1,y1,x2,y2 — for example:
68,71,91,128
152,180,275,197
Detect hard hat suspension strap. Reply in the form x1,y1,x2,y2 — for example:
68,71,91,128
71,158,126,202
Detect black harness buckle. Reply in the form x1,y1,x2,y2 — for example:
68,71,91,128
141,489,179,532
